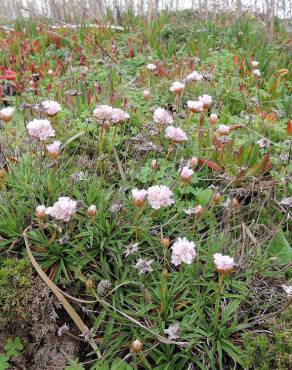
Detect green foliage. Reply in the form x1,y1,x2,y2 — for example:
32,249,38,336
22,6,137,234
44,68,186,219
0,337,24,370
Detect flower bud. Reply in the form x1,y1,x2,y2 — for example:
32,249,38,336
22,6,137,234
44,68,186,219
0,107,14,123
0,168,7,179
194,205,204,216
212,192,221,205
48,69,54,76
35,205,46,219
142,89,151,101
85,278,95,290
231,198,239,208
131,339,143,353
87,204,97,217
190,156,198,168
209,113,218,125
151,159,158,170
161,237,170,249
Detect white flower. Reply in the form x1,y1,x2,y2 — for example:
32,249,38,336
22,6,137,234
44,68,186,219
198,94,212,108
186,71,203,82
164,323,181,340
46,140,61,158
252,69,261,77
153,107,173,125
45,197,77,222
213,253,235,272
251,60,259,68
147,185,174,209
183,205,203,216
27,119,55,140
169,81,185,94
165,126,188,143
217,124,230,135
111,108,130,123
179,166,193,182
147,63,157,71
132,188,148,207
134,259,153,274
0,106,14,122
282,285,292,296
279,197,292,208
42,100,62,116
171,237,196,266
187,100,203,113
143,89,151,100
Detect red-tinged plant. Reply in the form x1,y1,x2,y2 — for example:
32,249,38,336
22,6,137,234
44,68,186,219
287,120,292,136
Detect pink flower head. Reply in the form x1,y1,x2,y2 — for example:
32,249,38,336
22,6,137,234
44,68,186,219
132,188,148,207
199,94,212,108
27,119,55,141
42,100,62,117
187,100,203,113
179,166,193,182
147,185,174,209
147,63,157,71
45,196,77,222
46,140,61,159
165,126,188,143
35,205,46,219
213,253,235,273
93,105,129,126
171,237,196,266
111,108,130,123
186,71,203,82
209,113,218,124
216,124,230,135
169,81,185,94
153,107,173,125
0,106,14,122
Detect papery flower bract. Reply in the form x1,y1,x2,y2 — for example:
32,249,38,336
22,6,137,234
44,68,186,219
252,69,261,77
124,242,139,257
171,237,196,266
169,81,185,94
213,253,235,273
87,204,97,217
187,100,203,113
164,323,181,340
179,166,193,182
186,71,203,82
147,63,157,71
199,94,212,108
0,106,14,122
132,188,147,207
35,205,46,219
151,159,158,170
131,339,143,353
42,100,62,117
153,107,173,125
27,119,55,140
147,185,174,209
46,140,61,159
165,126,188,143
282,285,292,296
134,259,153,274
45,196,77,222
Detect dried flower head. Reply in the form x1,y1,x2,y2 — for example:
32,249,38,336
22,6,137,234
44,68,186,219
45,197,77,222
134,258,153,274
164,323,181,340
87,204,97,217
171,237,196,266
124,242,139,257
58,323,69,336
147,185,174,209
131,339,143,353
97,280,112,295
189,156,199,167
216,124,230,136
35,205,46,219
27,119,55,141
209,113,218,124
143,89,151,100
282,284,292,296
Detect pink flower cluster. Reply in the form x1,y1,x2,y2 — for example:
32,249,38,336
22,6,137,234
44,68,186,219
27,119,55,140
93,105,129,126
45,197,77,222
186,71,203,82
153,107,173,125
213,253,235,272
171,237,196,266
165,126,188,143
146,185,174,209
42,100,62,117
